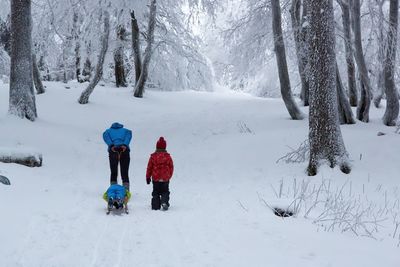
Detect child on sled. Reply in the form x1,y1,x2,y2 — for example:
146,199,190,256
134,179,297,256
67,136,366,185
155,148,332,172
103,184,131,214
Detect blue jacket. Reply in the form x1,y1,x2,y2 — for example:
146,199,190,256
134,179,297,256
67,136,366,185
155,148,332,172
106,184,127,200
103,122,132,151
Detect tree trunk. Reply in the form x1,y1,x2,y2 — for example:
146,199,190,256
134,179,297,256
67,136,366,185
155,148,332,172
306,0,350,176
78,11,110,104
131,10,142,85
73,11,83,83
32,53,45,94
339,0,357,107
9,0,37,121
382,0,399,126
114,24,127,87
336,62,355,124
0,16,11,54
290,0,309,106
373,0,386,108
271,0,304,120
134,0,157,98
82,56,92,82
352,0,372,122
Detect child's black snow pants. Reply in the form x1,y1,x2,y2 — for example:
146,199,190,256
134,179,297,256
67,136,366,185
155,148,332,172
152,181,170,210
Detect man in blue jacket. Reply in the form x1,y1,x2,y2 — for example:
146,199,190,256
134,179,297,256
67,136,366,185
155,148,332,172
103,122,132,191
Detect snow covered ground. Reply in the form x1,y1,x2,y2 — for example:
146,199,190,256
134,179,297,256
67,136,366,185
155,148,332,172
0,82,399,267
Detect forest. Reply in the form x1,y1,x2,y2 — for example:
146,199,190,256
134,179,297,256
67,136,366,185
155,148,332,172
0,1,400,266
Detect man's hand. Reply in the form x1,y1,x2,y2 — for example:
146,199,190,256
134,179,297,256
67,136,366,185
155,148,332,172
111,146,117,152
120,145,127,152
146,178,151,185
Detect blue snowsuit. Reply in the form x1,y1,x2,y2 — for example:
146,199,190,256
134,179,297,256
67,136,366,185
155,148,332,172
106,184,127,201
103,122,132,152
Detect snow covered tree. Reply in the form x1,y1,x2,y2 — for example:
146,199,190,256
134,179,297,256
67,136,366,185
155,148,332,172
78,10,110,104
307,0,350,176
271,0,304,120
336,61,355,124
114,21,127,87
352,0,372,122
130,10,142,84
338,0,357,107
373,0,386,108
9,0,37,121
134,0,157,98
290,0,309,106
382,0,399,126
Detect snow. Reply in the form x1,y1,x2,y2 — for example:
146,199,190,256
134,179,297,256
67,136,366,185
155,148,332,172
0,81,399,267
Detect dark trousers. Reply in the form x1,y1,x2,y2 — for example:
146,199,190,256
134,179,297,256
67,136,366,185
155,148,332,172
152,181,170,210
109,150,130,185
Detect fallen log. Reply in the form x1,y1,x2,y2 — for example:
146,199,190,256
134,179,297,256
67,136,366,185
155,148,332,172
0,148,42,167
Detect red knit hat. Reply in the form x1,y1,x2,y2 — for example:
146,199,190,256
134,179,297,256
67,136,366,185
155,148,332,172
156,137,167,149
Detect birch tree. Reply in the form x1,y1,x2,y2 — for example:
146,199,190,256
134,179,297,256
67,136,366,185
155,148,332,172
271,0,304,120
9,0,37,121
307,0,351,176
382,0,399,126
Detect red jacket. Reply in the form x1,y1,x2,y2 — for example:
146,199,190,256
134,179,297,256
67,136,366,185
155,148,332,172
146,151,174,182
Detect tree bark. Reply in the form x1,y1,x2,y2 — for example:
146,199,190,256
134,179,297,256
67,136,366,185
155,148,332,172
290,0,309,106
78,11,110,104
32,53,45,94
0,16,11,54
382,0,399,126
9,0,37,121
134,0,157,98
271,0,304,120
73,11,83,83
131,10,142,85
373,0,386,108
336,62,355,124
114,24,127,87
352,0,372,122
339,0,357,107
306,0,350,176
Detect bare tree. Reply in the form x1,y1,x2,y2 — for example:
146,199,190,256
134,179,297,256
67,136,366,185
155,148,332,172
32,53,45,94
72,10,83,83
134,0,157,98
338,0,357,107
336,62,355,124
114,24,127,87
78,11,110,104
373,0,386,108
130,10,142,85
9,0,37,121
306,0,351,176
382,0,399,126
290,0,309,106
352,0,372,122
271,0,304,120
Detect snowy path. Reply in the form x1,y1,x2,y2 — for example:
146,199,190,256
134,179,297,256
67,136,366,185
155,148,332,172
0,82,399,267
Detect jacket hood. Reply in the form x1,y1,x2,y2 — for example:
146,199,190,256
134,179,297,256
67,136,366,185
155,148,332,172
111,122,124,129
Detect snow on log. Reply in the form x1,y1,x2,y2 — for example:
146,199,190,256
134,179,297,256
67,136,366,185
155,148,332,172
0,148,42,167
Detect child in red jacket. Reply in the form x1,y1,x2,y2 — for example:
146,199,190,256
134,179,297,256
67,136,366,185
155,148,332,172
146,137,174,210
